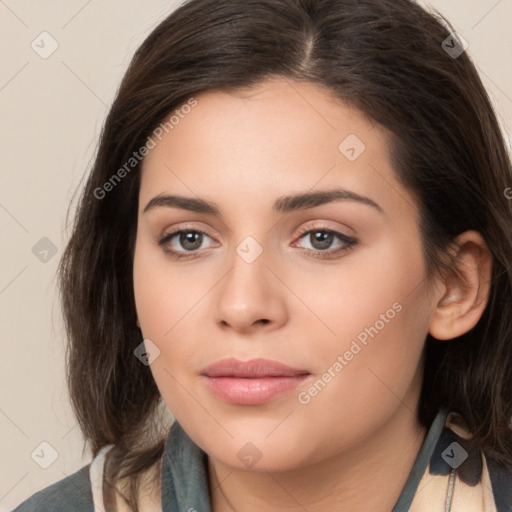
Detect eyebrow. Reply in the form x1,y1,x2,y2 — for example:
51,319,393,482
143,188,383,216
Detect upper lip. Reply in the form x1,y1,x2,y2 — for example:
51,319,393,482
201,357,310,378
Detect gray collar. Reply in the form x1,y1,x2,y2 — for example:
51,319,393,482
161,409,448,512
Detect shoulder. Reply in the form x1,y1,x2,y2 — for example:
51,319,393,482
432,411,512,510
11,465,94,512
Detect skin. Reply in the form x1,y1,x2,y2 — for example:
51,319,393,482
133,78,492,512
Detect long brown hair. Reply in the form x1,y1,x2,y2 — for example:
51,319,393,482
58,0,512,509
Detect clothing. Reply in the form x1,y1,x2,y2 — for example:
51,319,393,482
12,410,512,511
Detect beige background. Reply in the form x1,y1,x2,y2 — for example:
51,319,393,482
1,1,511,509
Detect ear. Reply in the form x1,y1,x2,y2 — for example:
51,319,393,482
428,231,492,341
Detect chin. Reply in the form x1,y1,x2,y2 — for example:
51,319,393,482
205,436,311,473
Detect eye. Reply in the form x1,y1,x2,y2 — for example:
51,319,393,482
158,225,357,261
158,229,217,259
292,225,357,259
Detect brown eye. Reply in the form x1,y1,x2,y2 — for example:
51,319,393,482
158,229,216,259
177,231,204,251
293,227,357,259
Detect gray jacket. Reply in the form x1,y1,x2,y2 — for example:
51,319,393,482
12,409,512,511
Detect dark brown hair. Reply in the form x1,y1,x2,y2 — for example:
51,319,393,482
58,0,512,509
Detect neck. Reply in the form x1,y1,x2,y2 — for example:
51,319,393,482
208,397,427,512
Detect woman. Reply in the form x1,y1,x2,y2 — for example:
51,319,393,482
13,0,512,510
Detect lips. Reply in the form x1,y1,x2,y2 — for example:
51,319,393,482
200,358,310,405
201,357,309,378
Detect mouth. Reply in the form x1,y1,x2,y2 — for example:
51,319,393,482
200,357,311,405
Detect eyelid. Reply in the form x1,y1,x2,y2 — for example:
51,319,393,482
293,221,355,239
160,222,220,240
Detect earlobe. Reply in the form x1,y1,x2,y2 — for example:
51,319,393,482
428,231,492,341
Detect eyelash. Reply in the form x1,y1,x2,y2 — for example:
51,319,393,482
157,224,358,261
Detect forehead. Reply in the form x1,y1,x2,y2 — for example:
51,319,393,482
139,78,416,222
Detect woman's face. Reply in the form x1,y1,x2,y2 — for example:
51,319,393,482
133,78,436,471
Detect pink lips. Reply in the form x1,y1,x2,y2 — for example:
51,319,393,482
200,357,310,405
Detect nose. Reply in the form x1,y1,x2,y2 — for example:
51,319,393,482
214,241,288,336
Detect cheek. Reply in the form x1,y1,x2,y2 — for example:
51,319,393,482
292,285,428,454
297,238,429,406
133,240,211,401
133,238,206,341
296,238,426,357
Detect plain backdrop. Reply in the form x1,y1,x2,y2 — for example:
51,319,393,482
1,0,511,509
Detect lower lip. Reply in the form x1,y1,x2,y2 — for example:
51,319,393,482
202,375,309,405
